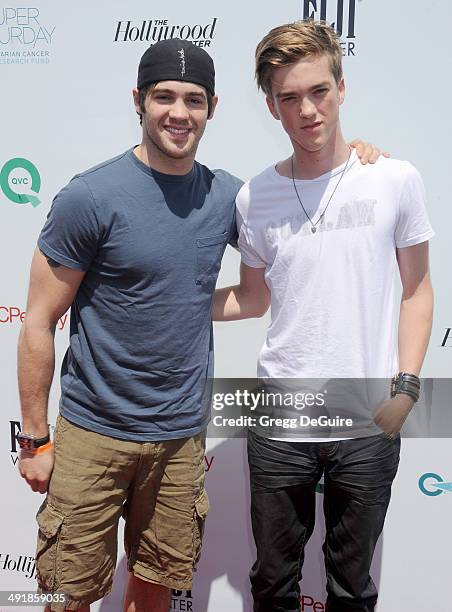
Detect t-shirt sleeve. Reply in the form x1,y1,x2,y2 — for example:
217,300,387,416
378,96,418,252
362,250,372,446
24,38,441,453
228,206,239,249
236,201,267,269
227,175,244,250
395,163,434,248
38,176,101,271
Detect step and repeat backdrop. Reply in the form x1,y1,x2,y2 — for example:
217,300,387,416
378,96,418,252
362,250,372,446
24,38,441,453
1,1,451,611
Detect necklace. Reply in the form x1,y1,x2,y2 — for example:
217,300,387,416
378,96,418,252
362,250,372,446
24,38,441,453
290,147,352,234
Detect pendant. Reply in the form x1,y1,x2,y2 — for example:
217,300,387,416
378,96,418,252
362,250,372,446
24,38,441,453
311,227,317,234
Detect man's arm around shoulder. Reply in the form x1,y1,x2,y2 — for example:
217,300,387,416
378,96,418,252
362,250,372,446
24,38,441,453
212,263,270,321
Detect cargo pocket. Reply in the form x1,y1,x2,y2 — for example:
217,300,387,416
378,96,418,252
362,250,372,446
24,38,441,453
192,490,209,568
195,232,228,287
36,502,65,590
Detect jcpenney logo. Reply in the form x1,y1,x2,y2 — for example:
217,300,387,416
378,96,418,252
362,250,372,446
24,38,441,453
0,306,67,330
204,455,214,472
301,595,326,610
419,473,452,497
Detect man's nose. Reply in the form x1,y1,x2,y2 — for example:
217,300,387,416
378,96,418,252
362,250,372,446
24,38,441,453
168,99,190,121
299,97,316,118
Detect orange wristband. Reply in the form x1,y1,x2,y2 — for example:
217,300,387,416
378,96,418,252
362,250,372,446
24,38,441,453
34,440,53,455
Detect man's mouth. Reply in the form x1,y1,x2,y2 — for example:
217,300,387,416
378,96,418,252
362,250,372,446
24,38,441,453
165,126,190,136
302,122,322,131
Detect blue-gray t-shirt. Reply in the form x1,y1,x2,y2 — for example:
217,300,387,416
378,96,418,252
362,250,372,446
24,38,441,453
38,148,242,441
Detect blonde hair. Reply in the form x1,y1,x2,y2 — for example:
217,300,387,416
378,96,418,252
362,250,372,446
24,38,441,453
255,20,343,96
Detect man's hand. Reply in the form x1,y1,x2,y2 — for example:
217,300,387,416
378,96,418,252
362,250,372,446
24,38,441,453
373,394,414,438
19,447,54,494
349,139,391,164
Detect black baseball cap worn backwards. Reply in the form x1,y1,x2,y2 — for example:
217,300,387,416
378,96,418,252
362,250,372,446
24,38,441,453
137,38,215,96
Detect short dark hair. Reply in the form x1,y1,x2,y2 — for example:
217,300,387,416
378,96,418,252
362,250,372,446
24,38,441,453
137,83,214,125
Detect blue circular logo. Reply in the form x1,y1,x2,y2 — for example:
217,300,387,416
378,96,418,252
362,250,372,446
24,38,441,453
418,472,444,497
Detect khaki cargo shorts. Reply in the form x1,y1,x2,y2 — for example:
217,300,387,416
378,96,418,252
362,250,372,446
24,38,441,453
35,416,209,611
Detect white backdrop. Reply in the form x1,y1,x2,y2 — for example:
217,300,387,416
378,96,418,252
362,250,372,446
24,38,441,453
1,1,451,611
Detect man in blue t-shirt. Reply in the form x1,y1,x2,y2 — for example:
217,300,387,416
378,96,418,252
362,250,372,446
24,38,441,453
17,39,241,612
17,37,382,612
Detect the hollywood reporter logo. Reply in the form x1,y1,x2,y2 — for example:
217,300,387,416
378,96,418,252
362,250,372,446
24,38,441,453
0,552,36,579
303,0,358,56
114,17,217,48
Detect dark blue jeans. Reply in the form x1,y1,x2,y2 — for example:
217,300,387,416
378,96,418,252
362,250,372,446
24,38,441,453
247,431,401,612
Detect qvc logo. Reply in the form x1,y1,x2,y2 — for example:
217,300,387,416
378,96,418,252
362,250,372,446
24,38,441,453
0,306,67,330
419,473,452,497
0,158,41,207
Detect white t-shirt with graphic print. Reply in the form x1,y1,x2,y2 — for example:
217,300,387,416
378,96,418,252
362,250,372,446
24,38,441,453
236,152,434,440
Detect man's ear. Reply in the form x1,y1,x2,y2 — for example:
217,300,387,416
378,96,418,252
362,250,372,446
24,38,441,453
266,95,280,120
132,87,142,115
208,95,219,120
338,77,345,106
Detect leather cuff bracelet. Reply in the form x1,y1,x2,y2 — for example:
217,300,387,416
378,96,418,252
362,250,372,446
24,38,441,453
390,372,421,403
17,431,51,453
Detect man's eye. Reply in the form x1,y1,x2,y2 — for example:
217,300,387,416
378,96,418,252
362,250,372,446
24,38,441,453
282,96,295,102
315,88,328,95
189,98,204,105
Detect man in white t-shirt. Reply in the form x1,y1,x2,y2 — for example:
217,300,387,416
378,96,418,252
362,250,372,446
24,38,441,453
212,20,434,612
